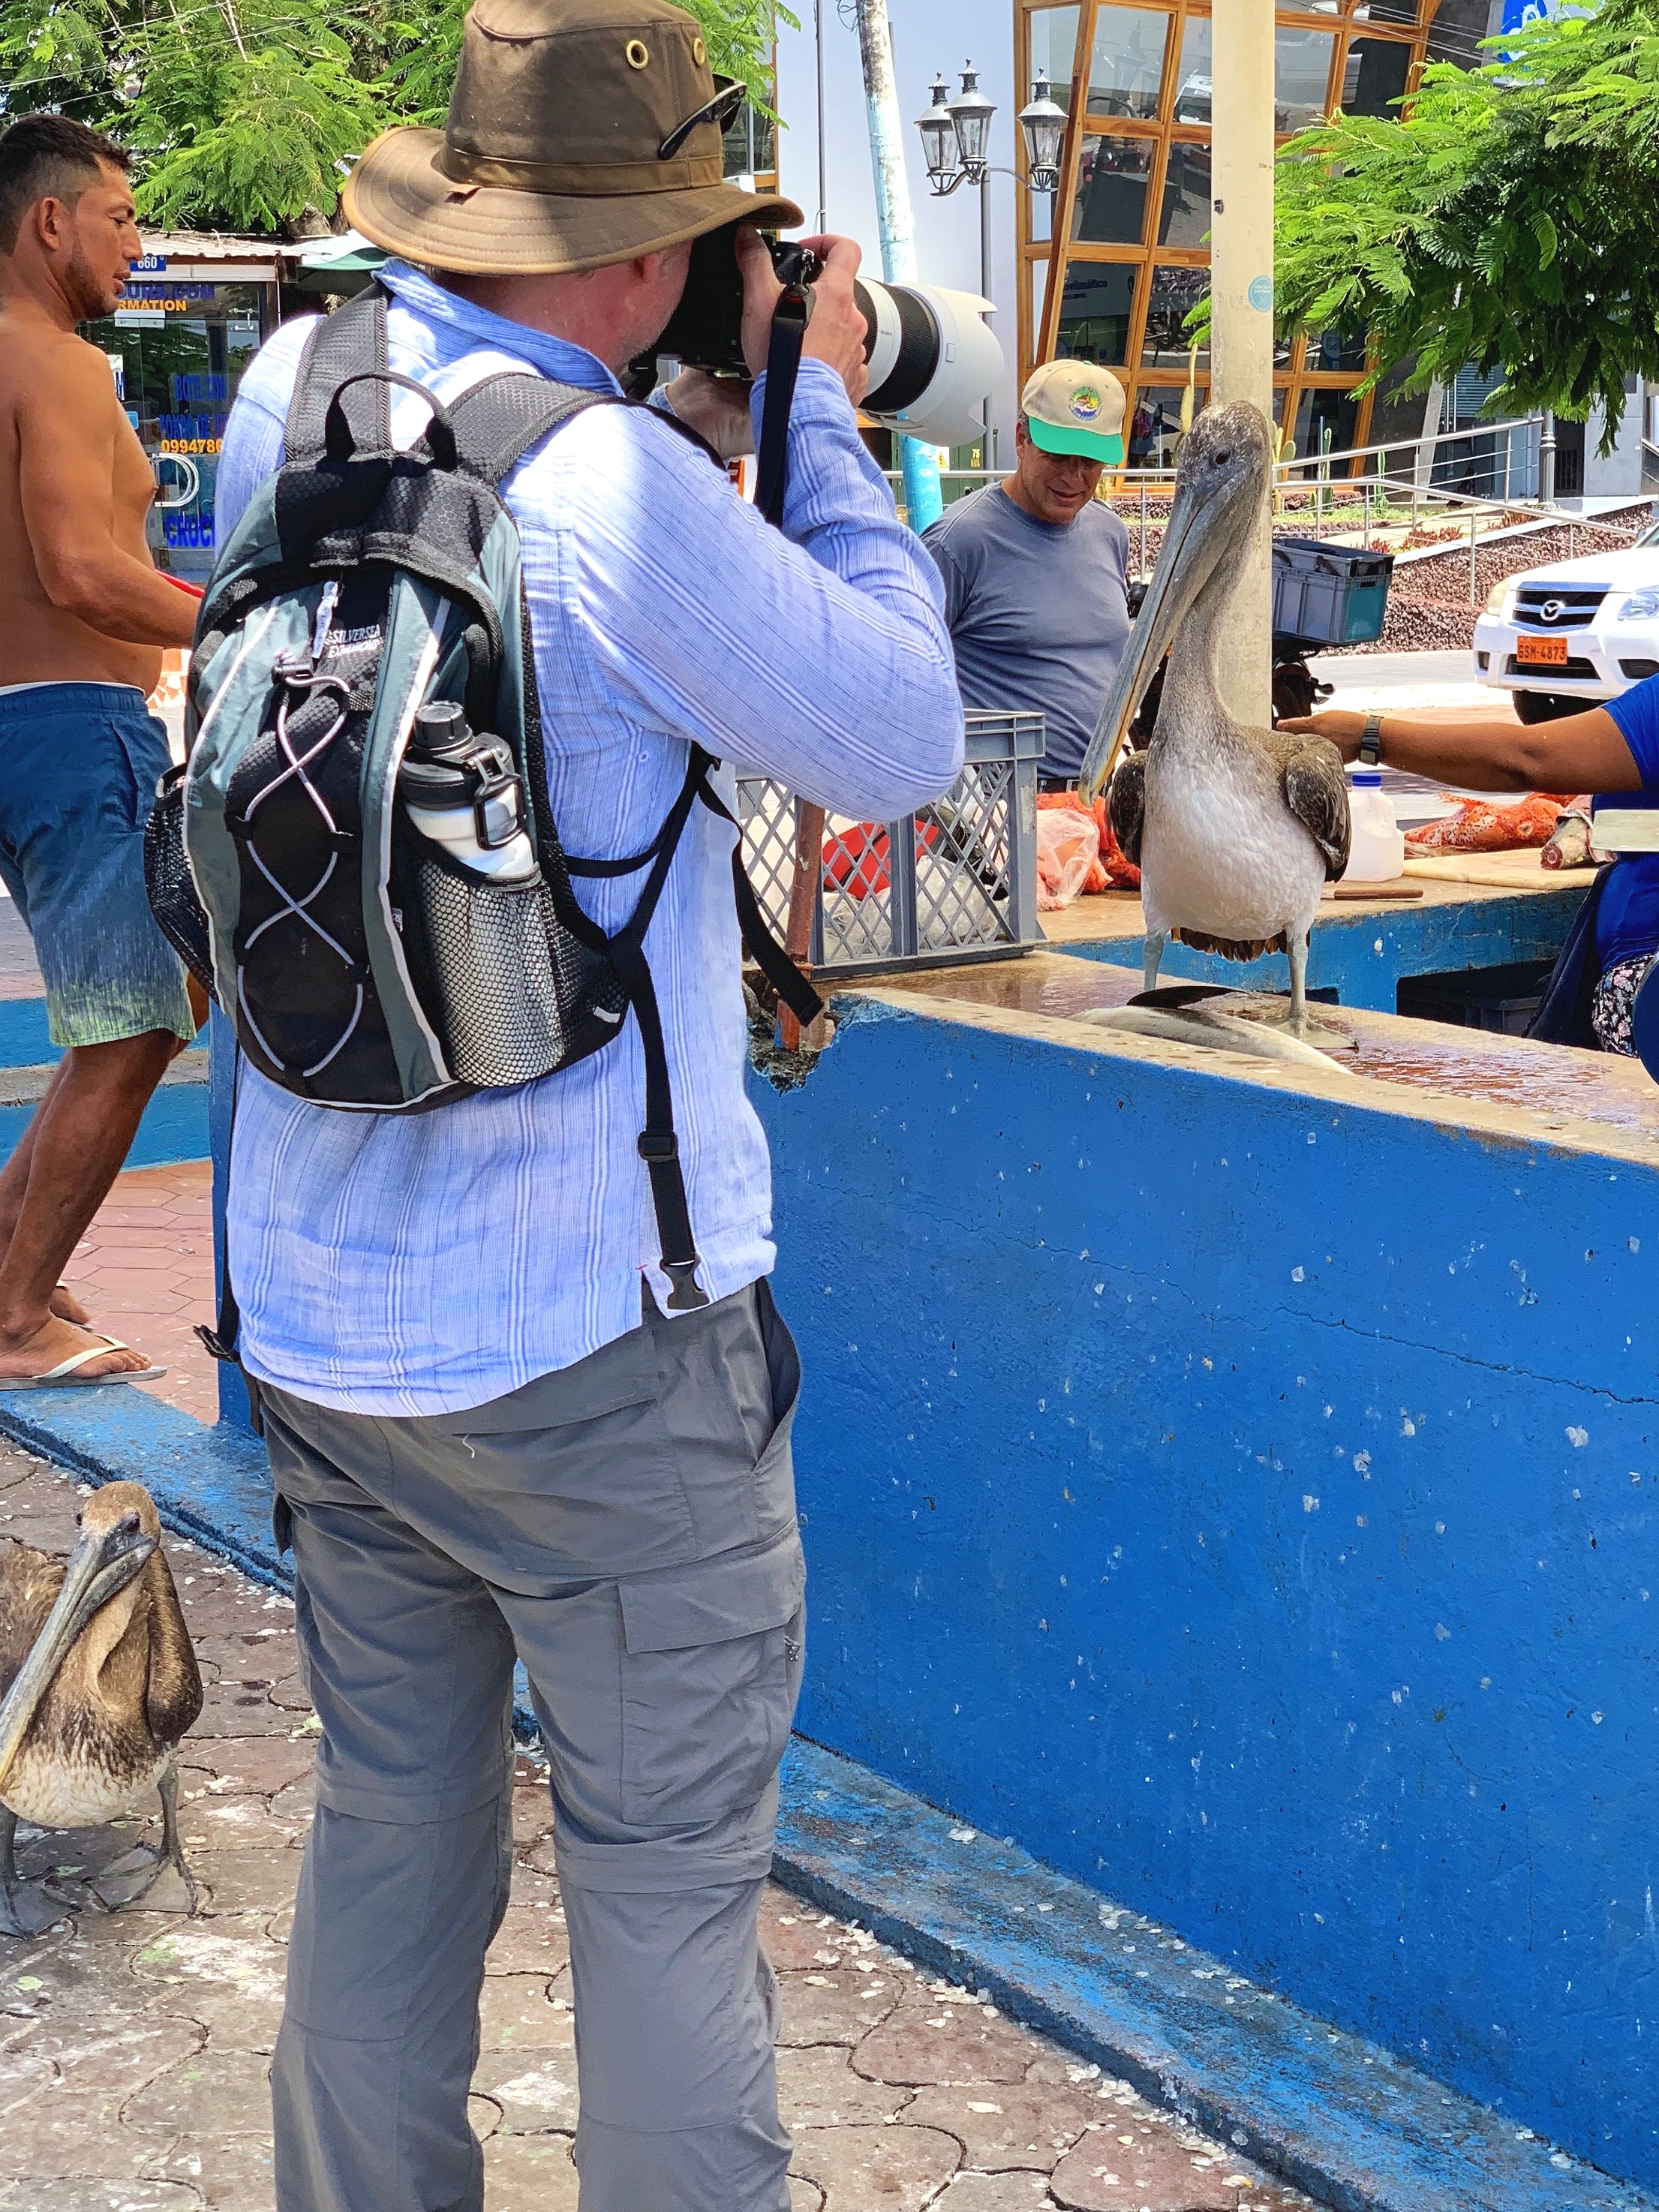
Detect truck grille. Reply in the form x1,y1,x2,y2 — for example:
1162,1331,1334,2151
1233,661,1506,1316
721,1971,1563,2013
1504,653,1598,679
1513,585,1606,630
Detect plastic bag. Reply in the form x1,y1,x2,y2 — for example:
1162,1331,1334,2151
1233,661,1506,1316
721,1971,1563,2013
1036,791,1141,894
1035,804,1100,911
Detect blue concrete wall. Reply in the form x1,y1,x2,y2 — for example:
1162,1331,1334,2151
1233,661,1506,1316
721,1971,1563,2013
1062,882,1588,1010
750,998,1659,2189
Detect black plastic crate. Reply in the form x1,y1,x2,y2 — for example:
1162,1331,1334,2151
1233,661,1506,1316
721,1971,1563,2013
1271,536,1394,648
1397,960,1555,1037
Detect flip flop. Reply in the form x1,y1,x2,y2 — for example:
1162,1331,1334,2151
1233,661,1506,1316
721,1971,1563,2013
0,1334,167,1390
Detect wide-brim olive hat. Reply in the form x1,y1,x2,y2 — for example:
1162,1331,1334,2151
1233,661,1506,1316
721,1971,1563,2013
344,0,803,276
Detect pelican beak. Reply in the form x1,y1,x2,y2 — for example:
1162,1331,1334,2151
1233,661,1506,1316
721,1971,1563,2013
0,1516,156,1795
1077,467,1226,805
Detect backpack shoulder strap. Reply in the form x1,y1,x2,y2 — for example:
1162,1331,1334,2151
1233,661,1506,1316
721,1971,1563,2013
442,372,619,488
284,285,389,464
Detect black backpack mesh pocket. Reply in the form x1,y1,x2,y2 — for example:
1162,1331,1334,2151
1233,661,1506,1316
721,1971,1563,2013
144,770,216,995
412,854,630,1087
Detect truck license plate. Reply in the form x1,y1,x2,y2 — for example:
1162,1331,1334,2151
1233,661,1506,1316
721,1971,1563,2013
1517,634,1570,667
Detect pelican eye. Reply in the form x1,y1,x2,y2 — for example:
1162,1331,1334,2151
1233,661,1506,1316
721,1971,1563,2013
117,1513,140,1535
1213,450,1232,467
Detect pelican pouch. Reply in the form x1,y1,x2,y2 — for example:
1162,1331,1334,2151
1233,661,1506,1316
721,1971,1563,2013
145,283,819,1332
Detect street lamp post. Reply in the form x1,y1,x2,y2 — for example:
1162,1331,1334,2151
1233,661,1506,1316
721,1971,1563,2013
915,64,1065,469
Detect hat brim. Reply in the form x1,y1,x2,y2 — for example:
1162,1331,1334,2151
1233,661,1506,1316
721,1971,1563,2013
1026,413,1126,466
344,127,805,277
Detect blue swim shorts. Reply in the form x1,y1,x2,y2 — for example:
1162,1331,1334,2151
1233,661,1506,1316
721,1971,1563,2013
0,683,195,1050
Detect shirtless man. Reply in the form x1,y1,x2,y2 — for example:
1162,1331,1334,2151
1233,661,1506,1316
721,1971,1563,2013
0,115,204,1387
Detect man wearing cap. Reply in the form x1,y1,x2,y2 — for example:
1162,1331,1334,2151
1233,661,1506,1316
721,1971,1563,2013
924,361,1132,789
211,3,963,2208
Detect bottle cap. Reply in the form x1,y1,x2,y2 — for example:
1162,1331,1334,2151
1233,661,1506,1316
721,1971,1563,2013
1349,767,1383,788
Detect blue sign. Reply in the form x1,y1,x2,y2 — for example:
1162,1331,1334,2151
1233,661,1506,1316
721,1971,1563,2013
131,253,167,272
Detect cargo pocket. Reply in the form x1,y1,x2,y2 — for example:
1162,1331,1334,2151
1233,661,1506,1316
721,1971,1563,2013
618,1527,807,1828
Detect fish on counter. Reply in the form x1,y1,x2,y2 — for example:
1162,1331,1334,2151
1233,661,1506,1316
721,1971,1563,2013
0,1481,203,1934
1542,798,1611,870
1406,792,1574,854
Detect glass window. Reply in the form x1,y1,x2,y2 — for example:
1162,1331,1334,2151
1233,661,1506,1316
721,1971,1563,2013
1030,254,1050,347
1086,5,1170,119
1291,386,1360,467
1306,326,1367,374
1424,0,1488,65
1276,26,1336,131
1128,386,1198,470
1359,0,1421,23
1339,34,1411,116
1054,261,1138,366
1171,16,1211,125
1029,4,1082,108
1159,138,1211,247
1141,264,1210,368
89,281,266,585
1071,135,1156,245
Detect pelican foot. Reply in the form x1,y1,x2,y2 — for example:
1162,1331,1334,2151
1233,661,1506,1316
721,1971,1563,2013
0,1878,72,1937
89,1843,198,1916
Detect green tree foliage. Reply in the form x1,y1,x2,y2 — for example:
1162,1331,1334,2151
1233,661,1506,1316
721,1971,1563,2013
0,0,783,234
1267,0,1659,445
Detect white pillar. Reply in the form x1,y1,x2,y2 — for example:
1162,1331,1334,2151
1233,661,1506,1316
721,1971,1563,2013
1208,0,1276,726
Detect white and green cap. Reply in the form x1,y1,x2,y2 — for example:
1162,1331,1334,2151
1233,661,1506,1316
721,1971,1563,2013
1020,359,1126,464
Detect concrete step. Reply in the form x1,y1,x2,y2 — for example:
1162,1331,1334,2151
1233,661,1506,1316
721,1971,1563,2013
0,1048,209,1168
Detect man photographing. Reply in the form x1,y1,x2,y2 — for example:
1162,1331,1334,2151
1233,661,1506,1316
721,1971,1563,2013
212,2,963,2207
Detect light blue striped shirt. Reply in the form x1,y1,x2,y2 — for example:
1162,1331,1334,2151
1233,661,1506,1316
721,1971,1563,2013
215,259,962,1415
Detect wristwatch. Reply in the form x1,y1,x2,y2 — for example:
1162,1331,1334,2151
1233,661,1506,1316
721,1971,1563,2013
1357,710,1384,766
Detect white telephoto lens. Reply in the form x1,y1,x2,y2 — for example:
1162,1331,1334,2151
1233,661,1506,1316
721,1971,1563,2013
853,281,1004,449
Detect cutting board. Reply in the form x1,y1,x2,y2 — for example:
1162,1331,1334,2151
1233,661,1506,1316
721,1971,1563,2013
1401,850,1600,891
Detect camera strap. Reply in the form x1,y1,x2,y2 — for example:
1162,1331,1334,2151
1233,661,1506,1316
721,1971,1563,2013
753,275,812,527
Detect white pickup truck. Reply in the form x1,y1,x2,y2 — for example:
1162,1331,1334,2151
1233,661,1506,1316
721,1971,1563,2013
1472,530,1659,722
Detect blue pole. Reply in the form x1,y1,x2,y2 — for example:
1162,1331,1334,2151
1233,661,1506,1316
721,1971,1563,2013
854,0,944,533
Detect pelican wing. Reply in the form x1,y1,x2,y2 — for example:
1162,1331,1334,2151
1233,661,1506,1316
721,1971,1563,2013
1107,750,1147,870
0,1544,63,1704
1282,739,1351,882
143,1553,203,1748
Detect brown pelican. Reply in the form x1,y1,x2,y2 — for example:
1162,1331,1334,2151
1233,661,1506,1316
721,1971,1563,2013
0,1482,202,1934
1078,402,1349,1034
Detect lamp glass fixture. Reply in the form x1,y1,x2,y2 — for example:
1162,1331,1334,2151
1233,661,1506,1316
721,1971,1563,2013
948,62,996,178
1017,73,1067,193
917,73,960,188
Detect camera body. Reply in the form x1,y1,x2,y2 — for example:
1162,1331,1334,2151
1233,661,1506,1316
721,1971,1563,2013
646,221,1004,452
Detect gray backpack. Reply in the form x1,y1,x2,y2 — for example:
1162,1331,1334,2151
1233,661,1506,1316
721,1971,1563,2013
146,284,817,1317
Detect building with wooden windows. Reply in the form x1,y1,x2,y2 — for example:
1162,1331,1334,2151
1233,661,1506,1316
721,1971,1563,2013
1020,0,1495,466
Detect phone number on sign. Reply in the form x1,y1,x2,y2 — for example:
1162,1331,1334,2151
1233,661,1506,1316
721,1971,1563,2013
158,438,224,454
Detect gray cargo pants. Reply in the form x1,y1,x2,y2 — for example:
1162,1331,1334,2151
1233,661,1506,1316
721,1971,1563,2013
258,1280,806,2212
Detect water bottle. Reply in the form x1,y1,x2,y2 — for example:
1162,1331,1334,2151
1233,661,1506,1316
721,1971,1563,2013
1341,765,1405,885
398,702,537,884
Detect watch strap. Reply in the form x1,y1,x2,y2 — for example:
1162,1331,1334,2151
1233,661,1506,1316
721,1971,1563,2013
1358,710,1384,765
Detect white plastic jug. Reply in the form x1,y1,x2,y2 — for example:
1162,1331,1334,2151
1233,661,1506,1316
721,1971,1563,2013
1341,766,1405,885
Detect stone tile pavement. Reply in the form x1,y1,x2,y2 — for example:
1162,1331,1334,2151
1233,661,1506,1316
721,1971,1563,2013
0,1442,1319,2212
62,1162,220,1428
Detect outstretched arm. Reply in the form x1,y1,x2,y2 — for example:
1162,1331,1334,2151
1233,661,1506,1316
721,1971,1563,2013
17,348,197,649
1280,705,1643,795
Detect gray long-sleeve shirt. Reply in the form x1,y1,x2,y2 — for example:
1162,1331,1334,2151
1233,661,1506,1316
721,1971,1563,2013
923,483,1132,780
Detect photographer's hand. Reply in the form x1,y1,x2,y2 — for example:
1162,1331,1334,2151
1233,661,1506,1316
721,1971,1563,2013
661,369,755,460
736,227,870,407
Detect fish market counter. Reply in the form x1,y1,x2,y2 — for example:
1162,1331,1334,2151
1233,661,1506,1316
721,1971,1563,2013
1041,854,1596,1015
750,954,1659,2191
